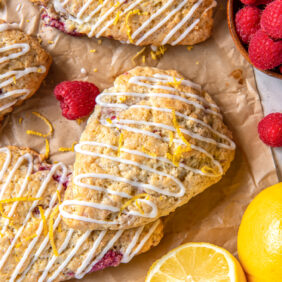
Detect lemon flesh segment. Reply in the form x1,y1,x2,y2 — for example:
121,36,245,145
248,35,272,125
146,243,246,282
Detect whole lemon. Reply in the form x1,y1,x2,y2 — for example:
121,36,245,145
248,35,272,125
238,182,282,282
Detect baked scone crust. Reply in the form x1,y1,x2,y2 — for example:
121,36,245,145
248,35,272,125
0,146,163,282
0,20,52,121
62,67,236,231
33,0,216,46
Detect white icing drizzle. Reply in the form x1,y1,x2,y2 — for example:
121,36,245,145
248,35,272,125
0,23,19,33
61,71,235,225
0,29,47,114
53,0,217,45
0,148,161,281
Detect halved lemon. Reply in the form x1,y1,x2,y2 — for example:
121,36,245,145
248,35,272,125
146,242,246,282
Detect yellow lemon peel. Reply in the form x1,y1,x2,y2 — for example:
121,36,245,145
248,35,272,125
169,131,174,147
113,11,121,25
59,142,77,152
119,194,149,216
131,47,146,64
49,206,59,256
39,206,48,236
201,166,221,176
117,132,124,157
23,234,37,242
171,110,191,148
141,146,156,157
125,9,142,43
26,112,53,138
0,197,42,204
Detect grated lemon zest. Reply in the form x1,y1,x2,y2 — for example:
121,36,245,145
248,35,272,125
106,118,112,124
76,118,83,125
26,112,53,138
15,242,22,248
56,190,61,205
48,41,54,44
0,197,42,204
18,117,23,124
167,76,183,89
171,110,191,148
187,46,193,51
172,145,190,167
201,166,221,176
58,222,62,232
13,76,16,85
98,39,102,45
114,1,120,7
131,47,146,64
142,55,146,64
169,131,174,147
113,11,121,25
59,142,77,152
93,68,98,72
23,234,37,242
44,138,50,160
118,96,126,102
39,206,48,236
125,9,142,43
119,194,148,216
135,199,144,215
166,152,173,161
49,206,59,256
150,51,157,60
141,146,156,157
0,232,3,237
90,49,96,53
117,132,124,157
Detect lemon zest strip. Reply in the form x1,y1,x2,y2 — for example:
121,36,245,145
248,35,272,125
49,206,59,256
171,110,191,148
39,206,48,236
59,142,77,152
119,194,148,216
201,166,221,176
23,234,37,242
125,9,142,43
26,112,53,138
0,197,42,204
131,47,146,64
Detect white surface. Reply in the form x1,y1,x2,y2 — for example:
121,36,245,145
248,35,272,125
254,69,282,180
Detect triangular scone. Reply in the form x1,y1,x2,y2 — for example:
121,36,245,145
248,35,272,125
0,20,52,122
61,67,236,231
32,0,216,46
0,146,163,281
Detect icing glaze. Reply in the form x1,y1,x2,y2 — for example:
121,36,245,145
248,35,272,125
0,148,161,281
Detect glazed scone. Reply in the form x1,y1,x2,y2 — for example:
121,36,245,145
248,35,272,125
0,20,52,121
61,67,236,231
31,0,216,46
0,146,163,282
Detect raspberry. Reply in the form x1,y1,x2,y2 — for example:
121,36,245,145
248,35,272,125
241,0,273,4
258,113,282,147
235,6,261,44
54,81,100,120
261,0,282,39
89,250,123,273
248,30,282,70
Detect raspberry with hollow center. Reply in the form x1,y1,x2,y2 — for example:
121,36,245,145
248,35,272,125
54,81,100,120
235,6,261,44
261,0,282,39
248,30,282,70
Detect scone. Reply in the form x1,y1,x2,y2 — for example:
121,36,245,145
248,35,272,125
0,146,163,281
0,20,52,121
61,66,236,231
32,0,217,46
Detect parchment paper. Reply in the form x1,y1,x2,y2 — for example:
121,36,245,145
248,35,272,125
0,0,279,281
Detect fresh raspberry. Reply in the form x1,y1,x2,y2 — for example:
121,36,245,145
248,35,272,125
258,113,282,147
241,0,273,4
248,30,282,70
280,65,282,73
54,81,100,120
235,6,261,44
89,250,123,273
261,0,282,39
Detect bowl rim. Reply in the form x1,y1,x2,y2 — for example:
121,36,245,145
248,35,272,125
227,0,282,80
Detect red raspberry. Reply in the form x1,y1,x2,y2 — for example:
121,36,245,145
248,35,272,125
54,81,100,120
248,30,282,70
241,0,273,4
235,6,261,44
258,113,282,147
261,0,282,39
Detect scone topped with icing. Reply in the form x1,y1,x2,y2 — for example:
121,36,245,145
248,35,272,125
0,146,163,282
32,0,216,46
61,67,236,231
0,20,52,122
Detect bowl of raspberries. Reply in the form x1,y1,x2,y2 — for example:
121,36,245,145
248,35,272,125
227,0,282,79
